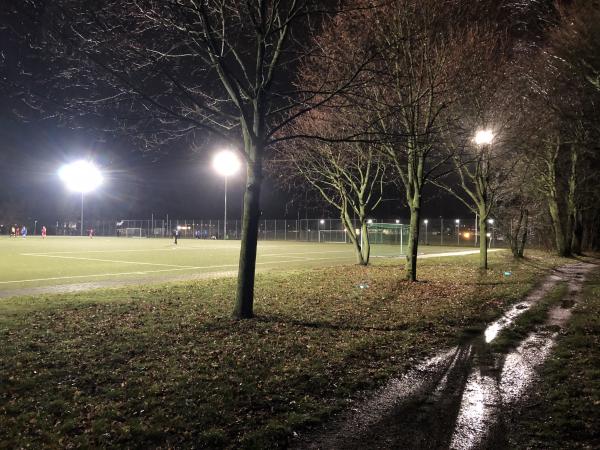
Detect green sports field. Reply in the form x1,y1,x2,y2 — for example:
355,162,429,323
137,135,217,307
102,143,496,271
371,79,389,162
0,236,480,297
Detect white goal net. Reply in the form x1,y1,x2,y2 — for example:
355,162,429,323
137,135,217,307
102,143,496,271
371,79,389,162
122,227,145,238
318,229,349,243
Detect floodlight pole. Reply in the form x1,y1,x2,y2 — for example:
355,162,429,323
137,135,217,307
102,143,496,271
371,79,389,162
223,176,228,239
456,219,460,246
81,192,84,236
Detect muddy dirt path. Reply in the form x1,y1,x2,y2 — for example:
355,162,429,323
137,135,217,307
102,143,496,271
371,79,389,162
294,262,596,450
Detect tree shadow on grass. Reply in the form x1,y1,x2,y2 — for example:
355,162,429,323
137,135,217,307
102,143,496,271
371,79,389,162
254,314,411,333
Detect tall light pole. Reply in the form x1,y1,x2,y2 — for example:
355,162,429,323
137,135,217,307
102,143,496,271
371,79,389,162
487,218,494,248
424,219,429,245
59,160,103,236
455,219,460,246
213,150,241,239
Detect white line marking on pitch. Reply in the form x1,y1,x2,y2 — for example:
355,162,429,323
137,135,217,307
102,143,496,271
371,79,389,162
21,248,350,257
22,254,200,269
3,249,501,286
419,249,501,258
0,256,354,285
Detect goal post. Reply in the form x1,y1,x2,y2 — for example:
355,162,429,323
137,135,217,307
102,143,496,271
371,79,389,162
121,227,146,238
318,229,349,243
367,223,409,257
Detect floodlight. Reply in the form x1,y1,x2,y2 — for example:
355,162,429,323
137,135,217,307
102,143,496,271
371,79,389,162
395,219,400,224
486,232,492,238
59,160,103,236
212,150,242,239
474,130,494,146
487,218,494,224
58,160,103,193
213,150,241,177
455,219,460,224
319,219,325,224
367,219,373,224
423,219,428,224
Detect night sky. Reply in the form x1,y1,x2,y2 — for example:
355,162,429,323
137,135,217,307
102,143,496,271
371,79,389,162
0,114,467,228
0,2,472,230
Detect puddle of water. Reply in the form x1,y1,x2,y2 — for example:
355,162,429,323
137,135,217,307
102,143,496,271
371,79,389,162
449,370,499,450
500,332,555,404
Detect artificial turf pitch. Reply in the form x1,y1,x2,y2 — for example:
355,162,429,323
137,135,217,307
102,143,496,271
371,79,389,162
0,236,472,295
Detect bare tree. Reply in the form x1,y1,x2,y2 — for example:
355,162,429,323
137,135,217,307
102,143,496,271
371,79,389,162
549,0,600,93
518,24,600,257
2,0,365,318
270,1,387,265
433,32,520,270
366,0,484,281
274,108,385,265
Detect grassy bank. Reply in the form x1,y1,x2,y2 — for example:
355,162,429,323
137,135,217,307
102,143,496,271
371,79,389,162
0,251,568,449
508,263,600,449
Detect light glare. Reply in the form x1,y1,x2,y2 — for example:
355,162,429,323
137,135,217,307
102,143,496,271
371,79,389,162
474,130,494,145
59,160,103,193
213,150,241,177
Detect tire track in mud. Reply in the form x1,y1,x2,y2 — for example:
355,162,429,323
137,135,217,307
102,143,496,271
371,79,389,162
295,262,596,450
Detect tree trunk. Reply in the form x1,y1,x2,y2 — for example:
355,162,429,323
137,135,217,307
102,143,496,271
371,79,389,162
518,213,528,258
548,197,569,257
571,209,583,255
233,143,263,319
479,215,488,270
360,220,370,264
405,201,420,281
342,209,366,265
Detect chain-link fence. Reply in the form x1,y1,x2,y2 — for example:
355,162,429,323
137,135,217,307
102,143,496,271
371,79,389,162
39,216,552,248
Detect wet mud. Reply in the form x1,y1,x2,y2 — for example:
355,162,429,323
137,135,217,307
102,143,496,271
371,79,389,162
294,262,595,450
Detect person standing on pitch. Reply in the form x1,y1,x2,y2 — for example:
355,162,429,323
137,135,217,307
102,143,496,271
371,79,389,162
41,225,47,238
173,228,179,245
21,225,27,238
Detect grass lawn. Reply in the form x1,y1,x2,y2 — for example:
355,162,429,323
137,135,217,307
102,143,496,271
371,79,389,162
0,236,480,292
508,261,600,449
0,250,570,449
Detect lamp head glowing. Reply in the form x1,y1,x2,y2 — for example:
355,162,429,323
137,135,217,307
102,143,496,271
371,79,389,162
424,219,429,224
59,160,103,193
213,150,241,177
474,129,494,146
